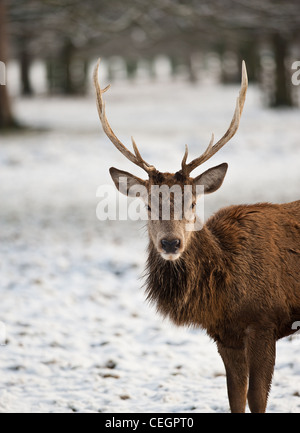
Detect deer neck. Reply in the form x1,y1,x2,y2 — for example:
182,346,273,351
145,225,226,328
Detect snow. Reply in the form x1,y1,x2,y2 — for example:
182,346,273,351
0,79,300,413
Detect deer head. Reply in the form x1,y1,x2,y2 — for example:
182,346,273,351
94,59,248,261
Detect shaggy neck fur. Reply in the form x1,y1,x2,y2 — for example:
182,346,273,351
145,225,231,331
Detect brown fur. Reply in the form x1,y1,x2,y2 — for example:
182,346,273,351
95,57,286,412
145,200,300,412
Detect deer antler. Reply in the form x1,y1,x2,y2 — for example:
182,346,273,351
93,58,157,175
181,61,248,177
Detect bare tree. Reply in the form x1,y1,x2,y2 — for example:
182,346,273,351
6,0,300,105
0,0,17,129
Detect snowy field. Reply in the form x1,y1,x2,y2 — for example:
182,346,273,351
1,77,300,413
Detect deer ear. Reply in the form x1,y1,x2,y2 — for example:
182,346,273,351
193,163,228,195
109,167,147,198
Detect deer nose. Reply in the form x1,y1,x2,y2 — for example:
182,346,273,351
161,239,181,254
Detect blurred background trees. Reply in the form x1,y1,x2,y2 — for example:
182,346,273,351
1,0,300,129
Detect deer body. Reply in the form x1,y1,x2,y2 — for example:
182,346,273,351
94,59,300,412
146,200,300,412
146,200,300,337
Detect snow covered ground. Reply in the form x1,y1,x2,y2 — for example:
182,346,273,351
1,78,300,413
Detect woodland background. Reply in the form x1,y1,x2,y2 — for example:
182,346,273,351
1,0,300,413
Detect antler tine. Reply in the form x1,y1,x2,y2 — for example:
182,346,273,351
93,58,156,174
181,144,189,170
182,61,248,176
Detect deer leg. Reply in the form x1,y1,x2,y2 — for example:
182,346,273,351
217,343,248,413
246,329,276,413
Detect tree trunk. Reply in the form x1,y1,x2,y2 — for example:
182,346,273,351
125,58,138,81
272,32,293,107
20,37,33,96
46,41,78,95
62,40,74,94
186,53,198,83
0,0,17,129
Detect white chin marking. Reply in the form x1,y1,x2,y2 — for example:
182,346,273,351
160,252,181,261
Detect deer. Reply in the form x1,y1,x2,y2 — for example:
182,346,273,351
93,59,300,413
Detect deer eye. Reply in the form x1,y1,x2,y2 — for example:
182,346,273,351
191,202,196,209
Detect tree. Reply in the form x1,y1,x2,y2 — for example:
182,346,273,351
6,0,300,106
0,0,17,129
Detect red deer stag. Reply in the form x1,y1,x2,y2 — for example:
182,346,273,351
94,59,300,413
